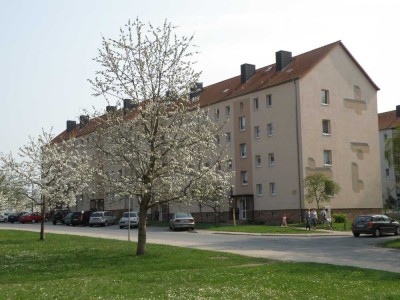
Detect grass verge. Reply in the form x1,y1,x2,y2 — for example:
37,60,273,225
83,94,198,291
381,238,400,249
207,224,325,234
1,230,399,299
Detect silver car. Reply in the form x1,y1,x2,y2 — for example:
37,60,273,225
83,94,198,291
169,212,195,231
89,211,116,227
119,211,139,229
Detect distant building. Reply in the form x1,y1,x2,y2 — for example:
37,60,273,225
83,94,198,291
378,106,400,206
54,41,382,223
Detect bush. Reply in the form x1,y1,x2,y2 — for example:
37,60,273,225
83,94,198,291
332,213,347,223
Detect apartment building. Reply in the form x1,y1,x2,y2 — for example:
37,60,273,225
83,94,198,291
54,41,382,223
198,40,381,223
378,106,400,206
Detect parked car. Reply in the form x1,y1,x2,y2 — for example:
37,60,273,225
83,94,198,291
19,212,47,223
7,212,26,223
169,212,195,231
89,211,116,227
0,213,8,222
52,209,71,225
64,211,92,226
119,211,139,229
351,214,400,237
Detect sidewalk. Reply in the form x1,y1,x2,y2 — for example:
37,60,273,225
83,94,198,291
207,228,353,237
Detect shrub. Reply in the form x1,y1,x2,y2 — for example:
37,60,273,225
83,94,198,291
332,213,347,223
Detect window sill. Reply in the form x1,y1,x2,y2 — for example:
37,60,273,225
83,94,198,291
322,133,331,136
323,163,332,167
321,103,329,106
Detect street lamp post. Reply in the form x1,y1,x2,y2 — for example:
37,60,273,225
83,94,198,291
128,197,131,242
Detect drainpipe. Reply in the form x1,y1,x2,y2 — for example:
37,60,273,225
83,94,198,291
294,79,303,222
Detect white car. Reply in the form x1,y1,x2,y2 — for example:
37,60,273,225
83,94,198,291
119,211,139,229
89,211,116,227
0,213,9,223
169,212,195,231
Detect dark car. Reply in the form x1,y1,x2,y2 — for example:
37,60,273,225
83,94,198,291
351,214,400,237
52,209,71,225
7,212,26,223
64,211,92,226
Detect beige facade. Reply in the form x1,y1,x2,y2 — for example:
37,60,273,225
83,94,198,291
197,42,382,223
56,41,382,223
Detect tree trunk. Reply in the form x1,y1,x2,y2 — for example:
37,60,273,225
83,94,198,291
136,205,148,255
40,197,45,241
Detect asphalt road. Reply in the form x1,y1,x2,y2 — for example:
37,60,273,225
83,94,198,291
1,222,400,273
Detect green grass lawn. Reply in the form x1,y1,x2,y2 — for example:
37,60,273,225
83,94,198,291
1,230,400,299
381,238,400,249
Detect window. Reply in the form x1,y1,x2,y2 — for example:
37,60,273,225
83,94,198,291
118,169,122,179
323,150,332,165
254,126,260,139
270,182,276,195
225,106,231,118
267,123,274,135
256,184,263,196
269,153,275,166
241,171,248,185
240,102,244,110
254,97,259,110
321,89,329,105
239,116,246,131
386,168,389,176
322,119,331,135
384,134,388,141
215,135,220,144
255,155,261,167
215,108,220,121
226,132,231,144
240,143,247,158
227,159,233,170
266,94,272,107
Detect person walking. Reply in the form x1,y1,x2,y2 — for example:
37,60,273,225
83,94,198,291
281,214,288,227
305,209,311,230
311,208,318,230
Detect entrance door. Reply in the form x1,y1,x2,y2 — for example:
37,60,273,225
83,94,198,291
240,198,247,220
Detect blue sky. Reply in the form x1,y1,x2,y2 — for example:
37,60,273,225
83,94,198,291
1,0,399,156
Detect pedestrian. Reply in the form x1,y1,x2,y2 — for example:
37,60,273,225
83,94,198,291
311,208,318,229
320,209,326,224
281,214,288,227
305,209,311,230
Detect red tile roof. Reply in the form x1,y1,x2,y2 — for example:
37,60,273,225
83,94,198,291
54,41,379,142
378,110,400,131
198,40,379,107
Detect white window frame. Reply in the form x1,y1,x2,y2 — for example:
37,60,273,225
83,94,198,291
270,182,276,196
227,159,233,170
226,132,231,144
239,116,246,131
323,150,332,166
256,184,263,196
254,97,259,110
255,155,261,167
269,153,275,166
215,108,220,121
240,143,247,158
267,123,274,136
241,171,248,185
266,94,272,107
225,106,231,118
255,126,260,139
322,119,331,135
321,89,329,105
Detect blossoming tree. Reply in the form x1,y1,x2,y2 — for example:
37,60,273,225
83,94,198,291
0,130,93,240
88,19,232,255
